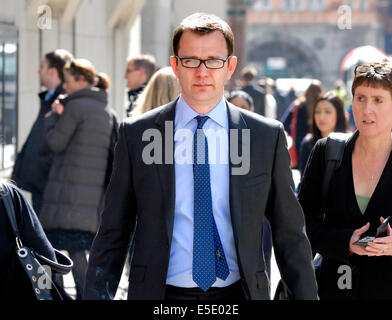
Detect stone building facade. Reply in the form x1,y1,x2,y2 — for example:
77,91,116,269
244,0,386,89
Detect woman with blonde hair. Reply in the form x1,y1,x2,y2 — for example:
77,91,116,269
131,66,181,117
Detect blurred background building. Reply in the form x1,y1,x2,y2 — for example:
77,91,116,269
243,0,391,90
0,0,391,178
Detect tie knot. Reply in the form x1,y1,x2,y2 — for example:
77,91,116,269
195,116,209,129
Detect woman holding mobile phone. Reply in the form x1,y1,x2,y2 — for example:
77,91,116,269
298,59,392,299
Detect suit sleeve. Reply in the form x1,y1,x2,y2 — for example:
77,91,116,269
84,122,137,300
266,124,318,300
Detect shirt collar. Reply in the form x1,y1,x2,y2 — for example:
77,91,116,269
175,95,227,129
44,88,57,101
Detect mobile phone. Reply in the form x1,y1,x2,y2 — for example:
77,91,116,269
353,236,375,247
375,216,390,238
353,216,390,247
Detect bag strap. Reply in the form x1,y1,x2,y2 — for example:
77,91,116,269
321,132,351,212
1,182,73,275
0,183,24,249
35,249,73,275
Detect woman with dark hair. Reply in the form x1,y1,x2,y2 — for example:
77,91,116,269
281,80,324,168
298,59,392,299
227,89,254,111
299,92,348,176
39,58,116,299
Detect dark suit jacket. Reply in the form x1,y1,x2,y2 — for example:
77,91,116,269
84,100,318,300
12,85,65,195
241,84,265,117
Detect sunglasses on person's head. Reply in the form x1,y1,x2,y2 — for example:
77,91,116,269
354,64,392,76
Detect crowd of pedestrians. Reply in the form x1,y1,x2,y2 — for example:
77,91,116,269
2,11,392,302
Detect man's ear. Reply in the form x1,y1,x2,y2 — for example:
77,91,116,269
49,67,60,81
170,56,179,77
140,68,148,84
227,56,237,80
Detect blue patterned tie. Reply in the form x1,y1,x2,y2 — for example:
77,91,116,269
192,115,230,292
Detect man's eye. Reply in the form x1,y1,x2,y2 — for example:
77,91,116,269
207,60,221,66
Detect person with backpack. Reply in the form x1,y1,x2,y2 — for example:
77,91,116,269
298,60,392,299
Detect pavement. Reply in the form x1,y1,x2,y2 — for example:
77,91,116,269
63,169,300,300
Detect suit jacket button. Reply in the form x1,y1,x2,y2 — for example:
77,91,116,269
161,280,165,286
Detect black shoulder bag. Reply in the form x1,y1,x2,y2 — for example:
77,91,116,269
1,183,74,300
274,132,350,300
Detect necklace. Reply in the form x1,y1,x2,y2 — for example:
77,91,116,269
362,157,380,179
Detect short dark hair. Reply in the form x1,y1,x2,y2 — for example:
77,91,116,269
351,59,392,97
45,49,73,82
172,12,234,57
129,54,156,82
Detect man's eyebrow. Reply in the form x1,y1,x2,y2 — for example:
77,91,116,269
178,55,225,59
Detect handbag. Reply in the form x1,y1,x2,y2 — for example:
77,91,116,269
273,132,350,300
1,183,74,300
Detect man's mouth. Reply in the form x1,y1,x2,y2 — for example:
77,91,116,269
194,83,211,87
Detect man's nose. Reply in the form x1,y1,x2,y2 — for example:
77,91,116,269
195,62,209,75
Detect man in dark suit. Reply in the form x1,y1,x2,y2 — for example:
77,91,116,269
85,13,317,300
12,49,73,214
240,66,266,117
124,54,156,117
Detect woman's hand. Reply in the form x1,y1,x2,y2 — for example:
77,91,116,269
52,94,65,115
366,217,392,256
349,222,371,256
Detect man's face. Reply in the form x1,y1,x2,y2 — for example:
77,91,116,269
124,60,147,90
170,30,237,113
38,58,52,88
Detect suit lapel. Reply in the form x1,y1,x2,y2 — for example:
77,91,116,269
155,100,177,246
227,102,248,250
